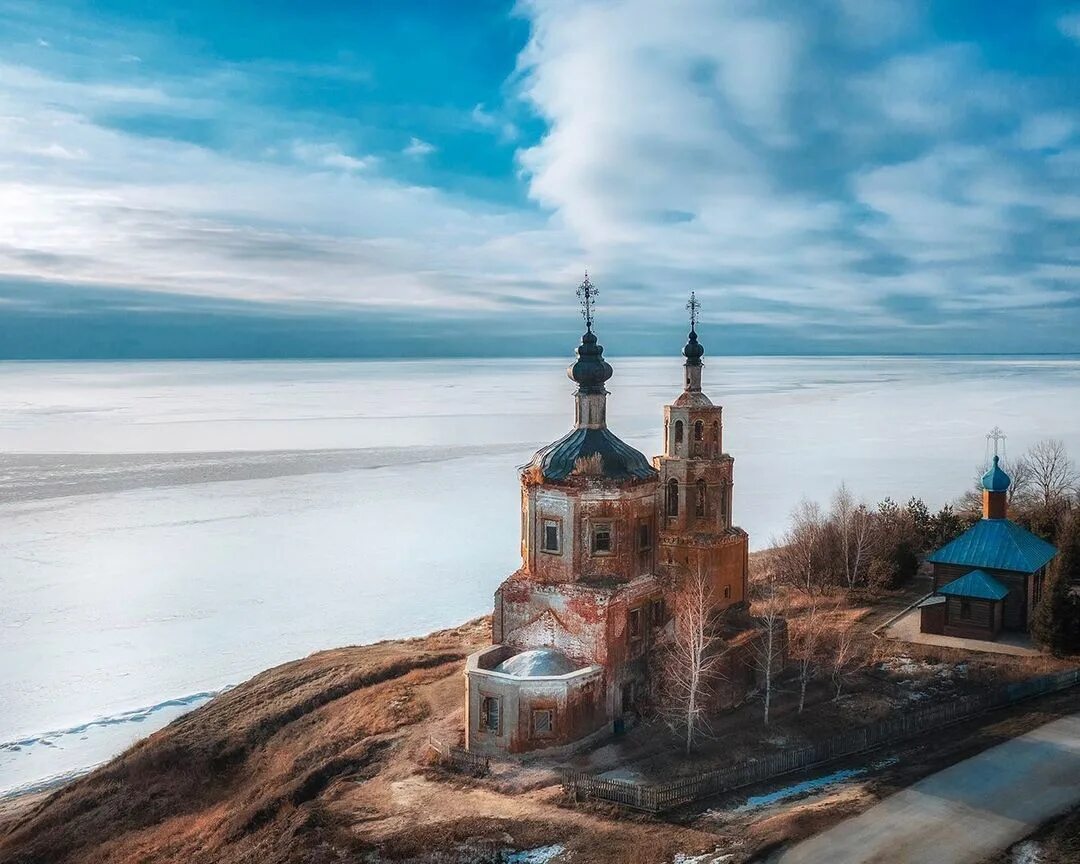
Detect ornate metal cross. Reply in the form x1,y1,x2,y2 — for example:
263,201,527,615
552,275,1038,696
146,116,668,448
987,426,1007,458
687,291,700,330
577,273,597,331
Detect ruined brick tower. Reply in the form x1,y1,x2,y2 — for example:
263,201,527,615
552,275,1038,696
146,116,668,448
654,292,749,609
464,280,753,755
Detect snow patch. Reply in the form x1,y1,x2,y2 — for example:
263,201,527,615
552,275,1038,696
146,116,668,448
718,757,899,814
1010,840,1044,864
673,849,733,863
506,845,565,863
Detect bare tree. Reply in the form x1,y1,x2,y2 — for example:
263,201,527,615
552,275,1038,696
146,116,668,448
1020,439,1079,507
790,600,823,713
831,484,872,589
776,499,827,594
829,623,858,701
751,579,785,726
662,561,723,754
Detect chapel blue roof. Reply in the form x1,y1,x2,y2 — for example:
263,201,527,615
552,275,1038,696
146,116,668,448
938,569,1010,601
982,455,1011,492
927,518,1058,574
526,427,658,482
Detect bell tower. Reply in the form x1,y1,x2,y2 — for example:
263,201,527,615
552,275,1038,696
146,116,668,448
654,293,748,609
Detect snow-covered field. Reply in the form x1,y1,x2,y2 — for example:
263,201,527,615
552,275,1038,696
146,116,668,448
2,356,1079,796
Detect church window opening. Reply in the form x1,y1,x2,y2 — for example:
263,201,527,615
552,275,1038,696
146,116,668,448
666,479,679,516
637,521,651,550
650,598,665,625
531,708,554,737
674,420,684,452
592,522,613,554
695,479,707,517
629,607,643,642
694,420,704,440
481,696,500,733
723,585,731,599
541,519,561,554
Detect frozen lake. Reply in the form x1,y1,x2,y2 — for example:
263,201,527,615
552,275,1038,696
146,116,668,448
1,356,1078,795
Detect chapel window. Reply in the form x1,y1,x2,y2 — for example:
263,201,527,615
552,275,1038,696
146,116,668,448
592,522,613,555
638,521,651,550
666,479,679,517
531,708,554,738
629,607,642,642
723,585,731,599
695,478,707,517
541,519,561,554
481,696,500,733
674,420,684,453
694,420,704,441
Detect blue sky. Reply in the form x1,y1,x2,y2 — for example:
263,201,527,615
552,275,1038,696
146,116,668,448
1,0,1078,358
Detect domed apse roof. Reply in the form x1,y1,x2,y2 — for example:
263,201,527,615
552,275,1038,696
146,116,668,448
982,455,1011,492
494,649,581,677
526,427,657,482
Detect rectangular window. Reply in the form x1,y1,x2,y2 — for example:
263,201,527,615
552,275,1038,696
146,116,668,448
481,696,500,733
960,599,972,620
531,708,553,737
592,522,612,554
541,519,561,554
638,521,651,550
629,607,642,640
723,585,731,599
650,598,665,626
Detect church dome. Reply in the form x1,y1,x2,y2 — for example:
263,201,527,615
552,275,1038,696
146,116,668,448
683,328,704,366
981,455,1011,492
526,426,657,482
494,649,581,677
567,330,613,393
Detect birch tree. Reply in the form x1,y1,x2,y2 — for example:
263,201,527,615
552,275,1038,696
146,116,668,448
831,484,872,589
790,600,823,713
830,624,858,700
663,561,723,755
751,580,785,726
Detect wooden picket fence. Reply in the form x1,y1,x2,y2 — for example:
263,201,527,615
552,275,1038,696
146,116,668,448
564,667,1080,813
428,736,491,776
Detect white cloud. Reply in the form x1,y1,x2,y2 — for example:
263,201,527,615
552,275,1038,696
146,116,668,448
403,136,436,158
1057,12,1080,44
292,141,378,172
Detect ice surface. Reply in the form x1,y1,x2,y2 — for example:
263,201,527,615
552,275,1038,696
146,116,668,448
1,356,1078,795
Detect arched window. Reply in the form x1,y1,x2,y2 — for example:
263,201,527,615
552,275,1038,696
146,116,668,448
694,420,704,441
695,478,707,517
673,420,684,453
666,479,679,516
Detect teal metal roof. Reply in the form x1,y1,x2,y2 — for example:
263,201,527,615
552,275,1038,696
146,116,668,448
938,569,1010,601
928,518,1057,574
981,455,1011,492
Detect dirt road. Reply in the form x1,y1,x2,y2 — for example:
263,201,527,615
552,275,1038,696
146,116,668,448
770,713,1080,864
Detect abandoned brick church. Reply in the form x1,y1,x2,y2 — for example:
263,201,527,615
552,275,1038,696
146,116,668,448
465,280,763,754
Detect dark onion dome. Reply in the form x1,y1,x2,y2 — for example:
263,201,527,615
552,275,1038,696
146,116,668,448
567,330,613,393
526,426,658,482
683,328,704,366
981,454,1011,492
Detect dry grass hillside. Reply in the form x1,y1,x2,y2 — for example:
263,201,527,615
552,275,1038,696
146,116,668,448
0,619,717,864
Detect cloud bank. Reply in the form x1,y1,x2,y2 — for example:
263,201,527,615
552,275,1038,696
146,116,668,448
0,0,1077,356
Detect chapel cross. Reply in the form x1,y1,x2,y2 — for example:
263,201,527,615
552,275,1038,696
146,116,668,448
987,426,1007,458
